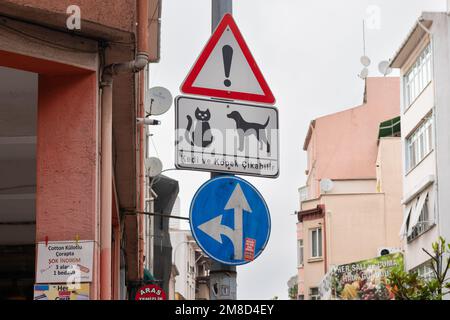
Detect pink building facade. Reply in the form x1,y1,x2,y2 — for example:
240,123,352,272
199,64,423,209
0,0,163,300
297,78,403,300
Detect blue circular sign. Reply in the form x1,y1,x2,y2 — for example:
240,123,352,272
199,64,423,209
190,176,271,266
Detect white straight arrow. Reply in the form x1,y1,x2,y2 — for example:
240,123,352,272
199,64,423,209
198,183,252,260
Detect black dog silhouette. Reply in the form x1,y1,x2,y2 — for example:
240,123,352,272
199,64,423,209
227,111,271,154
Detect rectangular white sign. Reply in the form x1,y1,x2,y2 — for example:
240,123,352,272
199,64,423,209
36,240,94,284
175,96,279,177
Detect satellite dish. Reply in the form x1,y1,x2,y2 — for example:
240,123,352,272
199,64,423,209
378,60,393,76
360,56,371,67
145,157,163,178
358,67,369,79
146,87,173,116
320,179,334,193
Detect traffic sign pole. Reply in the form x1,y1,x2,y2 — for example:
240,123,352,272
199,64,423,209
210,0,236,301
209,173,237,300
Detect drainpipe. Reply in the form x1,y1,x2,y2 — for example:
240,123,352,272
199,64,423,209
100,0,149,300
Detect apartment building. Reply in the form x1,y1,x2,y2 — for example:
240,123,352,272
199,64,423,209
0,0,165,300
390,12,450,275
297,77,403,300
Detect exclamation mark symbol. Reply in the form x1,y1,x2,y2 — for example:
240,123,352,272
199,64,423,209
222,45,233,87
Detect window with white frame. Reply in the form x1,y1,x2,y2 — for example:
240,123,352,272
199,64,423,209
404,43,432,107
297,239,304,267
310,228,322,258
309,287,320,300
408,196,431,242
412,261,434,281
406,115,433,171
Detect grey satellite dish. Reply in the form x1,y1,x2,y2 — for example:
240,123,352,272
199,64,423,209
360,56,371,67
145,157,163,178
359,67,369,79
146,86,173,116
378,60,393,76
320,179,334,193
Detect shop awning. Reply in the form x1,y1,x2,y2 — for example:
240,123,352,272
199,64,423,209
407,190,429,236
378,116,401,139
144,268,155,282
399,200,414,238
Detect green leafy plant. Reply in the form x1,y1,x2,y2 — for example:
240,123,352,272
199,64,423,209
288,284,298,300
387,237,450,300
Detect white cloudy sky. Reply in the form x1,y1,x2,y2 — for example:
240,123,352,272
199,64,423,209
149,0,446,299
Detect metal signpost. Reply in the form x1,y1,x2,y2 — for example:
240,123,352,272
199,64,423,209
175,0,277,300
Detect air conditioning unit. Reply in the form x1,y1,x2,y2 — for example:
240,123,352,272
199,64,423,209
377,247,402,257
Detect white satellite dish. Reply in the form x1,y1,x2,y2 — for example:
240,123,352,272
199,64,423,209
358,67,369,79
320,179,334,193
146,86,173,116
378,60,393,76
145,157,163,178
360,56,371,67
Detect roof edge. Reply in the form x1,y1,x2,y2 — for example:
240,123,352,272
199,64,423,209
390,17,433,68
303,120,315,151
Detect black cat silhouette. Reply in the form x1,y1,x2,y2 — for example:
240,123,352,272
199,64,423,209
185,108,214,148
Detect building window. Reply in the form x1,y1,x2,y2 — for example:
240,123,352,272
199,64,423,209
310,228,322,258
404,43,432,107
406,115,433,171
309,287,320,300
299,186,309,202
408,196,431,242
298,294,305,300
297,239,304,267
412,261,434,281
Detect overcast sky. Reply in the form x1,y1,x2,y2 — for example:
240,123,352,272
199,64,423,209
149,0,446,300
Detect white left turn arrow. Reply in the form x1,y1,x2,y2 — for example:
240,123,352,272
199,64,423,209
197,183,252,260
198,215,234,244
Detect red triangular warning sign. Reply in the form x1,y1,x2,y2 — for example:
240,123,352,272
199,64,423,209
181,14,275,105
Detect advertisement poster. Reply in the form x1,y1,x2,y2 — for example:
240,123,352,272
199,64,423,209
34,284,90,300
36,240,94,284
328,253,404,300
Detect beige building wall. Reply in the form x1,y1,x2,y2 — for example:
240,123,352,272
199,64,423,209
300,217,325,299
298,137,403,300
377,138,404,248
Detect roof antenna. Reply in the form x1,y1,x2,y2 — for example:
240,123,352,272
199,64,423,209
359,20,371,80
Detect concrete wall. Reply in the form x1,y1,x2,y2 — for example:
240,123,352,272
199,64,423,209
305,77,400,198
36,73,98,241
300,217,324,300
37,72,99,298
0,0,135,35
324,194,386,265
377,138,404,248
